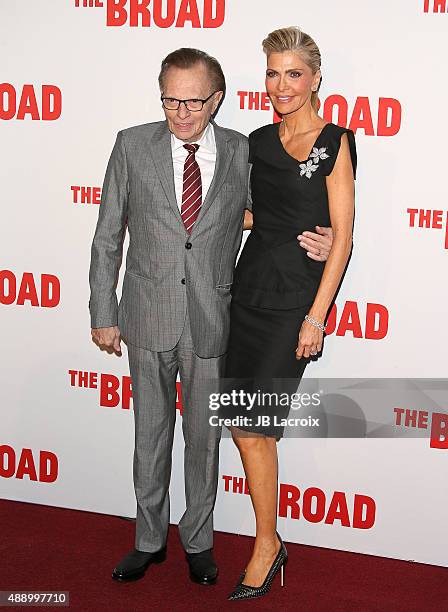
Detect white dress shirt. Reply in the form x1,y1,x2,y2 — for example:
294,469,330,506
171,122,217,210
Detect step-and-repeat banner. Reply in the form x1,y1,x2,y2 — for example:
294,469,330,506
2,1,448,568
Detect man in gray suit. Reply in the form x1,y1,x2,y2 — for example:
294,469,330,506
89,47,332,585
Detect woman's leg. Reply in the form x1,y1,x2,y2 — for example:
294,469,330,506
231,428,281,587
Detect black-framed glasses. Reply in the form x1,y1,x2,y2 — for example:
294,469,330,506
161,91,217,112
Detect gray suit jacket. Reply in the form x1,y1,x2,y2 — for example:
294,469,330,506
89,119,250,357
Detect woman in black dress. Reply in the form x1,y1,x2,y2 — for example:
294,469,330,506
223,27,357,600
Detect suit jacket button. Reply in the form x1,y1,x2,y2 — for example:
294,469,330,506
181,278,186,285
185,242,192,249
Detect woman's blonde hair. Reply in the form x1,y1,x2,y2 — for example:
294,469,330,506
262,26,322,111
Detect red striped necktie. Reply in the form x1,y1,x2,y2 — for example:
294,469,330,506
181,143,202,234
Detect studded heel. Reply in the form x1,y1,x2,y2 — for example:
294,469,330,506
227,532,287,601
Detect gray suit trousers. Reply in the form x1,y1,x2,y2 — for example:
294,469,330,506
127,306,224,554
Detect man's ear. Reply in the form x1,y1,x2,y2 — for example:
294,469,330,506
212,91,224,113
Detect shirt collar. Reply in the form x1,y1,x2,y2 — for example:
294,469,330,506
170,121,215,154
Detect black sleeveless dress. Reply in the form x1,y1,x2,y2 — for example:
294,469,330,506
220,121,357,439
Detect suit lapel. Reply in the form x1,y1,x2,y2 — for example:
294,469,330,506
150,123,185,228
149,120,236,233
191,121,236,232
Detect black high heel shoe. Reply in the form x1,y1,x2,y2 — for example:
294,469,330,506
227,531,287,601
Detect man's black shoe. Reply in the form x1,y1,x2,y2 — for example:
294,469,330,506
112,547,167,581
186,549,218,585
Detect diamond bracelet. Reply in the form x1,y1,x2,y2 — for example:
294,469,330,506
305,314,327,332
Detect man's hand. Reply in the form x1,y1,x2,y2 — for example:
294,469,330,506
297,226,333,261
91,326,122,355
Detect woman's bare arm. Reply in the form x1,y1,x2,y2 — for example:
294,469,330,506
307,133,355,323
296,133,355,358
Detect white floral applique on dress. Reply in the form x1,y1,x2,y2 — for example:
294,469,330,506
310,146,329,162
299,147,330,179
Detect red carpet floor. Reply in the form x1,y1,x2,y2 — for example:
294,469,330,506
1,499,447,611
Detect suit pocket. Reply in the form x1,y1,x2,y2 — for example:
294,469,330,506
126,269,152,282
215,285,232,302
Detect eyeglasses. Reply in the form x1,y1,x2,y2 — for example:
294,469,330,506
161,91,217,112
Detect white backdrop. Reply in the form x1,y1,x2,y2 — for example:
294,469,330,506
2,0,448,568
